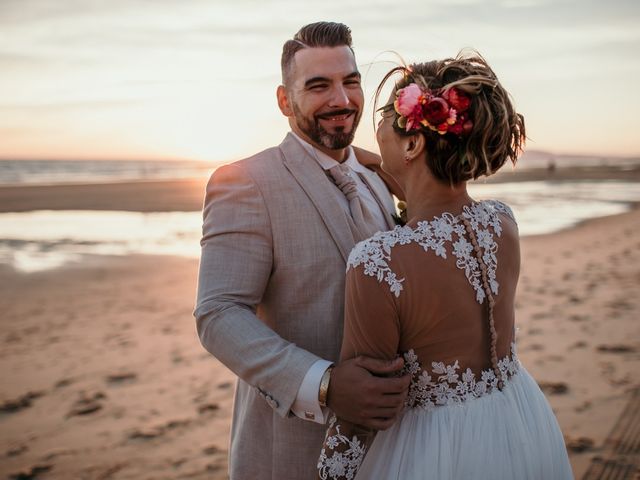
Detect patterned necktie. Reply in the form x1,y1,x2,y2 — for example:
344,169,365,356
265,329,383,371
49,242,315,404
328,164,379,241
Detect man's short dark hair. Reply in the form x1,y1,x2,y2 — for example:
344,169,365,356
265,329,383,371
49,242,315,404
281,22,353,85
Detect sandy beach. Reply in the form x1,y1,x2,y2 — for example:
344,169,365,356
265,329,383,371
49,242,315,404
1,177,639,479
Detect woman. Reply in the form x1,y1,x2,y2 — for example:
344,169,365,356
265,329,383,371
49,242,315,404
317,53,573,479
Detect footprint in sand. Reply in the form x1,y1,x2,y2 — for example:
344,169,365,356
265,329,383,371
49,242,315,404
574,400,592,413
5,331,21,343
0,391,45,413
538,382,569,395
198,403,220,415
105,372,137,384
127,418,193,441
597,344,637,354
66,391,106,417
128,426,164,440
54,378,74,389
567,294,581,304
6,444,28,457
8,464,53,480
565,436,595,453
203,445,222,455
206,463,225,473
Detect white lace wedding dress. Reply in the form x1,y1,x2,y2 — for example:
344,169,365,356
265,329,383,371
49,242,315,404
317,200,574,480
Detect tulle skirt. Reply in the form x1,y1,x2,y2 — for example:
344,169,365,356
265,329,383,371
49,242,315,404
356,367,574,479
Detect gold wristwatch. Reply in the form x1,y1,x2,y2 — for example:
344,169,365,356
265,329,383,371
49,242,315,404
318,365,334,408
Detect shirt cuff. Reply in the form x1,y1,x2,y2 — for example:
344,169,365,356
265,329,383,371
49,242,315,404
291,359,333,424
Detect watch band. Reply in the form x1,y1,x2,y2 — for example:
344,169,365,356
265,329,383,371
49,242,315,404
318,365,334,408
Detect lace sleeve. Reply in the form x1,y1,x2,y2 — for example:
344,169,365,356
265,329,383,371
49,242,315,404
317,414,375,480
318,241,402,478
486,199,517,225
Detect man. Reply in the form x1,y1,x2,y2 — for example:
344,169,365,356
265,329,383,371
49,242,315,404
194,22,409,479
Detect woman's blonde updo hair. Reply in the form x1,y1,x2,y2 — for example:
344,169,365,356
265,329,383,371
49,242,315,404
375,52,525,185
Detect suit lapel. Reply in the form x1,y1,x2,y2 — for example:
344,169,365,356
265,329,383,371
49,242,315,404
279,134,359,262
352,145,405,201
355,169,396,230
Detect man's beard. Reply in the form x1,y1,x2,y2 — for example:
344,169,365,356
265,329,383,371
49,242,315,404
292,102,360,150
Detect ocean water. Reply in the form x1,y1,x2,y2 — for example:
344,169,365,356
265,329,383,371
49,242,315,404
0,179,638,272
0,159,216,186
1,154,637,186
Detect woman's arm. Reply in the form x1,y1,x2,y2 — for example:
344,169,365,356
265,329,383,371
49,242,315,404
318,262,402,479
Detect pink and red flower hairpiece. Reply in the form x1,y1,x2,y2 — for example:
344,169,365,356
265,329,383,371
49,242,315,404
393,83,473,137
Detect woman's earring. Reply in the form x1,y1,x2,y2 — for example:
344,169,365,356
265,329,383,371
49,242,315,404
404,156,410,166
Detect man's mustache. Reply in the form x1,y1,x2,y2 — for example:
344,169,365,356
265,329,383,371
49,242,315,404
316,109,357,120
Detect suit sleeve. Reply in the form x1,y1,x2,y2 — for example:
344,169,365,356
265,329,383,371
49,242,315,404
318,263,401,479
194,163,322,418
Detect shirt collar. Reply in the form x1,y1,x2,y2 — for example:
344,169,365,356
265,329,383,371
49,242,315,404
290,131,356,171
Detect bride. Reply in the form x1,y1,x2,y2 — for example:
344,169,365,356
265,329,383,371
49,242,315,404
317,53,573,479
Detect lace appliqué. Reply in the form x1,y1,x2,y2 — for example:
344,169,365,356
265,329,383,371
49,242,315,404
347,200,514,302
486,199,516,223
318,414,367,480
402,342,520,410
346,226,413,297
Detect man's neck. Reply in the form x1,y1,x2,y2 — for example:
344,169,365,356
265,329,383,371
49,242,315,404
317,145,348,163
290,130,348,163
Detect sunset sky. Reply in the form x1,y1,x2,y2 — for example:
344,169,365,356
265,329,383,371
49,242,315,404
1,0,639,163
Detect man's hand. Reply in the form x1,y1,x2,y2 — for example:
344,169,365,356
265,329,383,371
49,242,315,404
326,356,411,431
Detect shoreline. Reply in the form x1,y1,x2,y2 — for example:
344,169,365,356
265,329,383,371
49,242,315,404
0,178,209,213
0,165,638,213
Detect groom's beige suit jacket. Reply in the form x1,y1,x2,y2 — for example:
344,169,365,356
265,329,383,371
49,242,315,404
194,133,398,480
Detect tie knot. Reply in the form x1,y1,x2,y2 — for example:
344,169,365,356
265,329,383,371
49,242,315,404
328,164,358,200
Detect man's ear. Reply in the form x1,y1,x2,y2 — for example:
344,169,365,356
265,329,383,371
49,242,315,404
277,85,293,117
405,133,426,162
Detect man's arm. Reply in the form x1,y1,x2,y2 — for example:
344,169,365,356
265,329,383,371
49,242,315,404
352,145,405,201
194,163,321,418
291,359,333,423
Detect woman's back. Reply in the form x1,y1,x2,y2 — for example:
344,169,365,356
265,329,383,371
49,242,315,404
341,200,520,377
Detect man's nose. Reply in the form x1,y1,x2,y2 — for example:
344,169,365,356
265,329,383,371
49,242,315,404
328,85,349,108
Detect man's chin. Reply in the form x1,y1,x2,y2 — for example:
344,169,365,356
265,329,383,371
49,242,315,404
321,137,354,150
319,128,355,149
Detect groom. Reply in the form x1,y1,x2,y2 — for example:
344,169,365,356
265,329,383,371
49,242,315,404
194,22,409,479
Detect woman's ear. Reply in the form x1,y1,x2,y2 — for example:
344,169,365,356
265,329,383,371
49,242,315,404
404,133,426,163
277,85,293,117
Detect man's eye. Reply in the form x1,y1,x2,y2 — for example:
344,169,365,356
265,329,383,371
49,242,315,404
308,84,328,90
